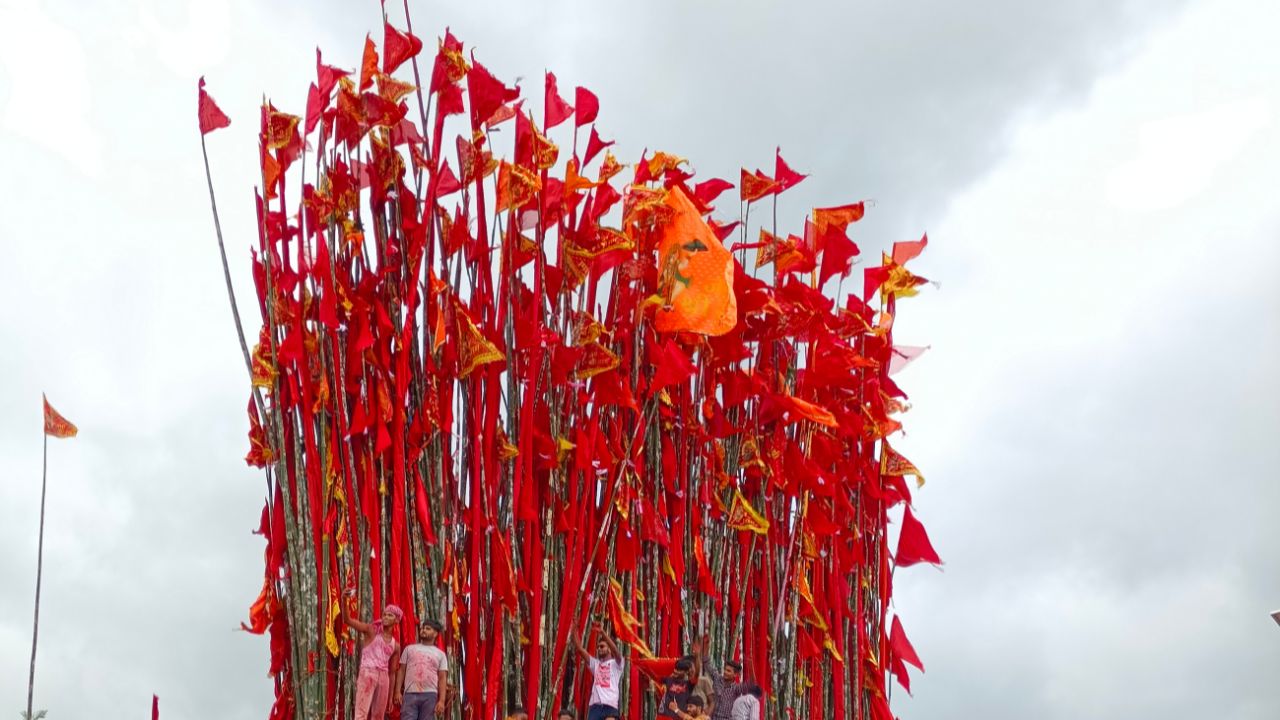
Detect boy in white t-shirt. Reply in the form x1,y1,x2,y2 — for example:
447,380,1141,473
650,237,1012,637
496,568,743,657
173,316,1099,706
396,619,449,720
572,624,625,720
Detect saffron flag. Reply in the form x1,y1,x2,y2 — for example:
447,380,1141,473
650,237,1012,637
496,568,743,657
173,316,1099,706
654,187,737,336
726,490,769,535
884,443,926,488
43,394,77,438
607,578,654,658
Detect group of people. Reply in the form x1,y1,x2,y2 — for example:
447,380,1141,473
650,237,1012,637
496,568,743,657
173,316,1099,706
343,598,762,720
569,628,764,720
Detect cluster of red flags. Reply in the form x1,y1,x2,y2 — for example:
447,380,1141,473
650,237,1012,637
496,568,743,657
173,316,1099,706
200,11,938,720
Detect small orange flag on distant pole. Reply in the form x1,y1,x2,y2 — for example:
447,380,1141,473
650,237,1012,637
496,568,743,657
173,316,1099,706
29,394,77,720
42,395,78,438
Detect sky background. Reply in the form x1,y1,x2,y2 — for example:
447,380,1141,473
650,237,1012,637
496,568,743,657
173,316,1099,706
1,0,1277,718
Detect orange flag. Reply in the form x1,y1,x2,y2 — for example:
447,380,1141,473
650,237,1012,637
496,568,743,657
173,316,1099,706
654,187,737,336
43,394,77,438
606,578,655,658
725,490,769,535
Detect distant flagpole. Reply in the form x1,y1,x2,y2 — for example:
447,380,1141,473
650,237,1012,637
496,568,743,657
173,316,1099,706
26,427,47,720
30,395,76,720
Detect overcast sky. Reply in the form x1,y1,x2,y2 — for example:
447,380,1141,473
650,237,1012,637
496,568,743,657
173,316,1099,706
1,0,1277,718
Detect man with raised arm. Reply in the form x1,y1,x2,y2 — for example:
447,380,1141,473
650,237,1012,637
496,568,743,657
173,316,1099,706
572,624,625,720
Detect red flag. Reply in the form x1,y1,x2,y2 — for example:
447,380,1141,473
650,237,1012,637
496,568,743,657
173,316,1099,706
895,506,941,567
889,615,923,671
43,394,77,438
152,695,159,720
647,339,697,395
774,148,807,192
583,125,613,166
816,220,860,287
197,77,231,135
383,22,423,75
544,71,574,128
892,233,929,266
693,177,735,207
467,61,519,128
315,48,348,97
575,86,599,127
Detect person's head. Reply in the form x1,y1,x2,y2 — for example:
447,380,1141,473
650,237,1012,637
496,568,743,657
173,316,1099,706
595,636,612,659
419,618,443,643
557,710,575,720
684,696,705,715
674,657,694,681
508,707,528,720
743,683,763,699
722,660,742,683
382,604,403,629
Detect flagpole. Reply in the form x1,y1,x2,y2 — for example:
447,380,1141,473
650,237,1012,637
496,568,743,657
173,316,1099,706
27,430,47,720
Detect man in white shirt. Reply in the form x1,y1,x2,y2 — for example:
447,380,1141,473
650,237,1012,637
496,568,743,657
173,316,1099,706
729,683,762,720
396,619,449,720
572,624,625,720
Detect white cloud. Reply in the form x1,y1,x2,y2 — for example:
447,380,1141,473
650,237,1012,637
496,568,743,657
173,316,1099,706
1106,96,1272,212
0,0,102,177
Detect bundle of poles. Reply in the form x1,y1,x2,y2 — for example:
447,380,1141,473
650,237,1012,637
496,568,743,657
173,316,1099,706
199,6,939,720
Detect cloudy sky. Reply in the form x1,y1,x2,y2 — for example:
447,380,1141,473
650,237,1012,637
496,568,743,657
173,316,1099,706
1,0,1277,718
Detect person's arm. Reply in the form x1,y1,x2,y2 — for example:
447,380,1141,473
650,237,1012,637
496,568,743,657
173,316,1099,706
341,590,374,636
395,661,407,704
601,632,622,663
435,661,448,714
571,626,595,663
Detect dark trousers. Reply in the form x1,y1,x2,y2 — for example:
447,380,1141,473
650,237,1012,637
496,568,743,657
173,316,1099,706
587,703,619,720
401,692,438,720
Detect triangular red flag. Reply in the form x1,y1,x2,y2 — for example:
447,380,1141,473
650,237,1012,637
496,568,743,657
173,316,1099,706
543,71,574,128
774,148,808,192
693,177,735,207
817,222,860,286
383,22,424,75
574,86,599,127
892,233,929,266
889,615,924,671
647,339,696,395
895,506,942,567
583,125,613,167
467,61,519,128
315,48,348,98
197,77,231,135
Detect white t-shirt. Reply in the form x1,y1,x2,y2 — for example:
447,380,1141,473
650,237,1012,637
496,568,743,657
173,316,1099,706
402,644,449,694
730,695,760,720
587,656,624,708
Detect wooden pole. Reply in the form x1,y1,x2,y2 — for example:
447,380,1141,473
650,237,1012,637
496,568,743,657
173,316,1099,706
26,431,48,720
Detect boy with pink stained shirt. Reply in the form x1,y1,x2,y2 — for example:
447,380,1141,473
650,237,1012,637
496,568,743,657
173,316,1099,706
343,590,403,720
396,619,450,720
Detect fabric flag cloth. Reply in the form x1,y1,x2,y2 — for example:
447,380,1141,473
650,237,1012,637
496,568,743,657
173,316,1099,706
725,491,769,535
152,695,160,720
654,187,737,336
198,77,231,135
43,395,77,438
895,506,941,567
